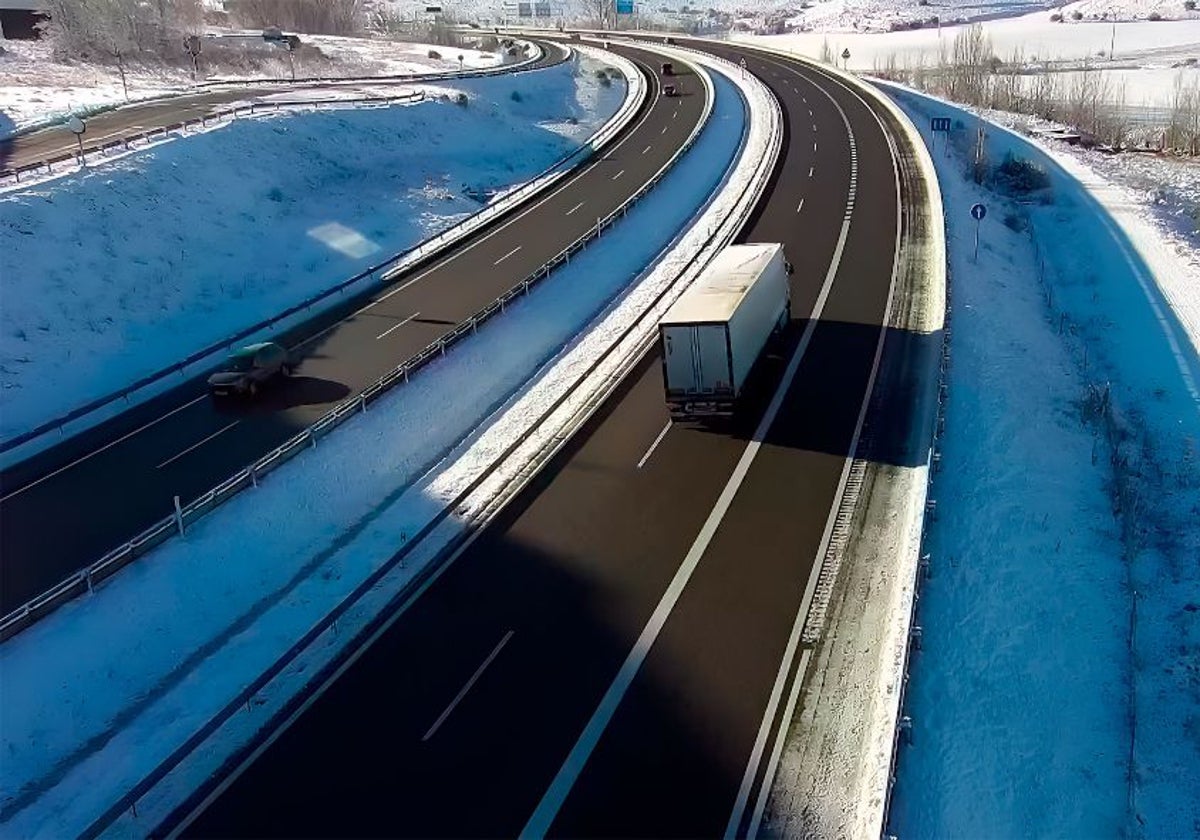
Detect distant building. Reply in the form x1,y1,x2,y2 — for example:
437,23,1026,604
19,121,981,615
0,0,47,40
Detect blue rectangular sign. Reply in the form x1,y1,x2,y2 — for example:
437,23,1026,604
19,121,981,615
930,116,951,132
616,0,634,14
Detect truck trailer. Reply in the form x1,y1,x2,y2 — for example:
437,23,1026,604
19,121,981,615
658,243,792,419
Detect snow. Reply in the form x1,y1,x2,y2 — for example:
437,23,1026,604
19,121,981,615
0,57,753,838
0,55,623,450
879,82,1200,836
0,35,505,133
741,13,1200,108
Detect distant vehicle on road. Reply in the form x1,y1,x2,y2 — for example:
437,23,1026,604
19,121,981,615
569,32,581,40
664,36,676,44
661,61,674,76
658,243,792,419
208,342,293,398
663,83,679,96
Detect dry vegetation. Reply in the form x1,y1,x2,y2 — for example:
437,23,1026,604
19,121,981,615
872,24,1200,153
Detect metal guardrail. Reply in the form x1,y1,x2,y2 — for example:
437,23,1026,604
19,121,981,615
0,46,649,642
2,91,426,187
0,46,632,462
120,48,777,840
0,39,548,150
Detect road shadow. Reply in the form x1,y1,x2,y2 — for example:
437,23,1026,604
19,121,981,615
683,318,943,470
169,483,784,838
211,376,352,415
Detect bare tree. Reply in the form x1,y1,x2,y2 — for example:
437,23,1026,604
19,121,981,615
234,0,365,35
43,0,203,62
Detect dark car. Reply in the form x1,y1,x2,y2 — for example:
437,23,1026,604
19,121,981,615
208,342,293,398
664,36,676,45
663,83,678,96
661,61,674,75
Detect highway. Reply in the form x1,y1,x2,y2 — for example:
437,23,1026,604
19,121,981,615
0,43,706,612
167,40,920,838
0,45,565,172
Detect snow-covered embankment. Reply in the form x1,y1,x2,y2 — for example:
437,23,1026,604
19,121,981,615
0,55,767,839
882,83,1200,837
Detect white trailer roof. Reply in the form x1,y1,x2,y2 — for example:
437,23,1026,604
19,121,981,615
661,243,781,325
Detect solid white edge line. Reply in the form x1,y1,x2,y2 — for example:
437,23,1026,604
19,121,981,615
0,394,209,502
494,245,523,265
522,118,850,840
635,421,672,469
375,311,421,341
165,52,721,840
722,60,862,840
421,630,515,742
155,421,239,471
360,78,666,313
5,58,661,490
744,67,902,840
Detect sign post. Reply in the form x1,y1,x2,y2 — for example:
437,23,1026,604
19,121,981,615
930,115,951,156
970,202,987,262
67,115,86,163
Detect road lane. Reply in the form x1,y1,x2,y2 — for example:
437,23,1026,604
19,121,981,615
0,46,565,171
173,43,915,839
0,45,706,612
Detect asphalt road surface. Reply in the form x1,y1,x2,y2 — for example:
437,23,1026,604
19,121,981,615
169,40,919,838
0,44,565,172
0,44,705,612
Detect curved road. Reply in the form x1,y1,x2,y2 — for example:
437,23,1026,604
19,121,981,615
0,43,566,172
0,43,708,612
167,39,927,838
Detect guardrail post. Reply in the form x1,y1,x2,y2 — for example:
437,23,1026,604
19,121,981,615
174,495,184,536
251,467,258,488
309,431,317,449
911,625,923,650
85,568,94,596
899,715,913,745
359,394,367,414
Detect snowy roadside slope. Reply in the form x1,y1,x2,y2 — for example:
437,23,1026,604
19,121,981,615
0,63,747,840
882,82,1200,837
0,36,502,133
0,56,622,448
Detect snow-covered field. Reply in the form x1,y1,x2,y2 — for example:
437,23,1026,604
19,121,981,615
0,62,747,839
743,11,1200,84
0,55,622,447
0,35,502,132
882,83,1200,837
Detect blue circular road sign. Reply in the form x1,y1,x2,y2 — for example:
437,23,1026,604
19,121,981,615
970,203,987,221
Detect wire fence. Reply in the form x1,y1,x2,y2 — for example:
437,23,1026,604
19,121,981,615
109,44,779,840
70,46,756,840
0,47,650,643
0,46,622,464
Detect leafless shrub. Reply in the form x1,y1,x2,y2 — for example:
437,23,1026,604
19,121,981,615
233,0,366,36
1166,72,1200,153
43,0,203,61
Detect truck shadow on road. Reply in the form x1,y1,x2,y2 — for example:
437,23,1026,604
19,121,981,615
693,318,943,470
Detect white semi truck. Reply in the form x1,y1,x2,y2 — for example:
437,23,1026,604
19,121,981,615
658,243,792,419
